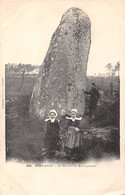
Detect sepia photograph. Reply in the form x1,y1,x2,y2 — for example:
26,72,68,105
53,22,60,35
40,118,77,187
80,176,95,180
0,0,125,194
5,3,120,163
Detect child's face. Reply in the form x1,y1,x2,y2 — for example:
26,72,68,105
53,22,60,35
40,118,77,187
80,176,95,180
49,112,56,119
71,112,76,118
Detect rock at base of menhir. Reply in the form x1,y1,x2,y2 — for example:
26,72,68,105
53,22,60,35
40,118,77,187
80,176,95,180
30,7,91,118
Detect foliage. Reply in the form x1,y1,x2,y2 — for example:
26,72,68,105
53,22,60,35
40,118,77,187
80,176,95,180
105,62,120,77
86,75,119,92
5,63,39,75
5,75,120,162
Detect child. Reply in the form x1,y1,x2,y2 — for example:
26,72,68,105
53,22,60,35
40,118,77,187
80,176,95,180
65,109,83,160
42,110,60,158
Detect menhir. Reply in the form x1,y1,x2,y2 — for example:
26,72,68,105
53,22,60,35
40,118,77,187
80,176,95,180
30,7,91,118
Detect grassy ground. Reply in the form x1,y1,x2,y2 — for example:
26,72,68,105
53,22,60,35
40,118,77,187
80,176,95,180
6,74,120,162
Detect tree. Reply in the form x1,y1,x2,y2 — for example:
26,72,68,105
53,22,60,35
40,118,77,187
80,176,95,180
105,63,112,76
114,62,120,77
115,62,120,90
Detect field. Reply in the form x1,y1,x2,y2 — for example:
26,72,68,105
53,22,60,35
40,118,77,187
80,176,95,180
6,74,120,162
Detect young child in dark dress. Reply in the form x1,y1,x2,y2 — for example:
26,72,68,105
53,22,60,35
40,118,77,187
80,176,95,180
42,110,60,158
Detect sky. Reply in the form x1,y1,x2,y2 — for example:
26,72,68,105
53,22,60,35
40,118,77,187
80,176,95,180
1,0,125,75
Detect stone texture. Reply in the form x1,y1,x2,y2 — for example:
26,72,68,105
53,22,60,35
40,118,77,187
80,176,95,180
30,7,91,118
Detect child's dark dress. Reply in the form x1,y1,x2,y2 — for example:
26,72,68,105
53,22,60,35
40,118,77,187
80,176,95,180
43,119,60,155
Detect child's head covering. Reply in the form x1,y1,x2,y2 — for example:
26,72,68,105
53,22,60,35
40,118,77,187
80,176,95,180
49,109,58,117
71,109,78,114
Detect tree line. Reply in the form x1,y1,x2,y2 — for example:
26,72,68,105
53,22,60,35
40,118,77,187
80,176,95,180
5,63,39,74
105,62,120,77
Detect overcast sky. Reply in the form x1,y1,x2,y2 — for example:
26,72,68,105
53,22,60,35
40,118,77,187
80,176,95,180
1,0,125,75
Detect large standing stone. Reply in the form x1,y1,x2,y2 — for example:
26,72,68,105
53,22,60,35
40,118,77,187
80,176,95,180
30,7,91,118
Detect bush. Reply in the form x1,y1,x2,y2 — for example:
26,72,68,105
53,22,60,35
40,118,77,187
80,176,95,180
5,75,120,162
